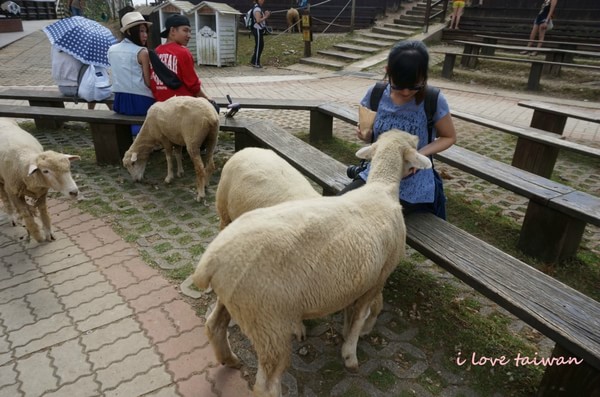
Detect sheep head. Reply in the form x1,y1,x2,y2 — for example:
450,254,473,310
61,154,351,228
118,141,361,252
27,151,80,198
122,150,149,182
356,130,432,179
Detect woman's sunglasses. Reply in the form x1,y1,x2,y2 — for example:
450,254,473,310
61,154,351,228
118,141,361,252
389,79,425,91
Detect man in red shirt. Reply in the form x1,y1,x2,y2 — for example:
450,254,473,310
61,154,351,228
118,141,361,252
150,14,212,102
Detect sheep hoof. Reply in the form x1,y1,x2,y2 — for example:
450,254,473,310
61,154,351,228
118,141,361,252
223,355,242,369
164,176,173,184
344,359,359,373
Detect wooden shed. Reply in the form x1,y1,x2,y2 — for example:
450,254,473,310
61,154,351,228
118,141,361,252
188,1,241,67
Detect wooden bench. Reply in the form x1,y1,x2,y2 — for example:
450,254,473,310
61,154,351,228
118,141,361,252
451,109,600,178
518,100,600,136
0,88,344,144
474,34,600,57
220,115,600,395
435,51,600,91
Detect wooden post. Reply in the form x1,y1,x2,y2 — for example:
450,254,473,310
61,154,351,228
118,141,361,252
302,9,312,58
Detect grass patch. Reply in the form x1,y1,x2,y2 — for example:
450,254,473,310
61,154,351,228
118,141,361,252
236,31,350,68
167,263,195,281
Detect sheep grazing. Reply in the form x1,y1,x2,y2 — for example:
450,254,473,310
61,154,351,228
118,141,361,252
193,130,432,397
0,118,80,242
286,8,301,33
215,147,320,230
122,96,219,202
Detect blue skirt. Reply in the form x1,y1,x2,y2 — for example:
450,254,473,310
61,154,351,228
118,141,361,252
113,92,155,136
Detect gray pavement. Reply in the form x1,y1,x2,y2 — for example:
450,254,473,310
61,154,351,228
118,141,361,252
0,20,599,397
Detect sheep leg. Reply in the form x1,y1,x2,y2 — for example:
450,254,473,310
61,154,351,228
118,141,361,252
205,298,241,368
174,145,184,178
360,292,383,337
251,330,291,397
35,195,54,241
186,147,207,202
341,294,374,371
0,184,18,226
163,143,176,184
11,195,43,242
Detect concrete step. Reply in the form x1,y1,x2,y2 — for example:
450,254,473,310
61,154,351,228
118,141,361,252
350,37,393,48
316,49,364,61
395,15,426,24
299,57,345,70
333,43,380,54
383,23,419,32
359,31,403,42
371,26,411,37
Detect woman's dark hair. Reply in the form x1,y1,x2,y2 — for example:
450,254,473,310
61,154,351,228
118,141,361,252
123,25,147,47
386,40,429,104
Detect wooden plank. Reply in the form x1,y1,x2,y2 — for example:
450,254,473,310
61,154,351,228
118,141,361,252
435,145,572,201
518,101,600,124
0,88,114,104
0,104,144,125
451,110,600,159
405,212,600,371
549,191,600,227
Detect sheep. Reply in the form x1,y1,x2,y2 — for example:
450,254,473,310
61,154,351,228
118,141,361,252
286,8,301,33
215,147,384,340
193,130,432,397
215,147,320,230
0,118,80,242
122,96,219,202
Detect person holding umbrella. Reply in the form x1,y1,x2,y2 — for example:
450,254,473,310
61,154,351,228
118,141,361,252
108,12,155,136
44,16,117,109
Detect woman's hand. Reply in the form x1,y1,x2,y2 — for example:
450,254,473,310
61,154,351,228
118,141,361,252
356,125,372,142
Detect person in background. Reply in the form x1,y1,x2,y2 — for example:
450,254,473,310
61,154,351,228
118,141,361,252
250,0,271,68
520,0,558,56
67,0,83,16
108,11,155,136
338,41,457,219
50,46,95,110
449,0,465,29
150,14,212,102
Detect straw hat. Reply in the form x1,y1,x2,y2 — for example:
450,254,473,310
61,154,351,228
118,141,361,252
120,11,152,33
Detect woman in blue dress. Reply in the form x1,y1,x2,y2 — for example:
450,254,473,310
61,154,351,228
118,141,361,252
108,12,155,136
339,40,457,219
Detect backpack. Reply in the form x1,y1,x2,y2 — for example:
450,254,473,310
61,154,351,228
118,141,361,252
244,5,257,29
369,81,440,144
76,64,112,102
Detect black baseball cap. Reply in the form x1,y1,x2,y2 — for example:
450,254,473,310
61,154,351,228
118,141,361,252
160,14,191,38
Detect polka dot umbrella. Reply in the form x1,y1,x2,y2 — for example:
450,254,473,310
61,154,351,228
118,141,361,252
43,16,117,68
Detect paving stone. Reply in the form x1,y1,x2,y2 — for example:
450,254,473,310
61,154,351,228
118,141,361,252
95,348,163,390
80,317,142,352
176,373,217,397
103,366,173,397
75,302,133,333
166,346,217,382
0,298,35,331
43,374,101,397
88,332,151,370
207,365,254,397
0,383,21,397
15,352,57,396
0,362,17,388
49,339,92,385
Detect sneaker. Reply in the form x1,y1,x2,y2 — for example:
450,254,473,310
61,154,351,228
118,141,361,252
529,51,538,56
253,64,262,68
519,50,529,55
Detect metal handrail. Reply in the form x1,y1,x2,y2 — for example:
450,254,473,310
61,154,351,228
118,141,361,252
423,0,449,33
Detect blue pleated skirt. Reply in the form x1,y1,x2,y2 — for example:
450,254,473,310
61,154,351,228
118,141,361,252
113,92,155,136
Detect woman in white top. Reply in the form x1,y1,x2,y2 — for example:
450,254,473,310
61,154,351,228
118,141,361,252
108,11,155,135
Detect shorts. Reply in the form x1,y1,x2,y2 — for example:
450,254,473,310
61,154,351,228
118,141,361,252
453,1,465,9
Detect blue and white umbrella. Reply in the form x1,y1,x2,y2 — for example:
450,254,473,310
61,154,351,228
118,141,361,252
43,16,117,68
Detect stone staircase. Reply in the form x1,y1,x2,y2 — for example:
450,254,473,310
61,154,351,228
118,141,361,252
299,1,439,71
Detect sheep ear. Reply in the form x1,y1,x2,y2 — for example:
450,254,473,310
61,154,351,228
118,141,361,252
405,149,432,170
356,144,375,160
64,154,81,162
28,164,39,176
131,152,138,163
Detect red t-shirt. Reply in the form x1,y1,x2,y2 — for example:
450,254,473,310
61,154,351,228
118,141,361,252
150,42,201,102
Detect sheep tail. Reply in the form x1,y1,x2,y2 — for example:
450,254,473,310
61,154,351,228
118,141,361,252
192,253,215,290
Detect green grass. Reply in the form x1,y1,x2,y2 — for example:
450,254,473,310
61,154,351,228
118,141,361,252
236,31,350,68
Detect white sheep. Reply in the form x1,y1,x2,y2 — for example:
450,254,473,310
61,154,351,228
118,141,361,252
0,118,80,242
215,147,320,230
193,130,432,397
122,96,219,202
